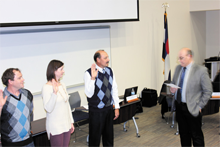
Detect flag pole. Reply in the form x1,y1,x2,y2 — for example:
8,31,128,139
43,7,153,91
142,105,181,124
162,2,171,95
162,2,171,82
162,3,169,11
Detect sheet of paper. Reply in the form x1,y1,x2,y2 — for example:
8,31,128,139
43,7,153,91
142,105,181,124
83,105,89,110
212,92,220,96
164,83,181,89
119,99,124,103
126,95,138,101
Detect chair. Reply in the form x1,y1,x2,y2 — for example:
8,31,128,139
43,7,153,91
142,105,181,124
158,80,176,127
69,91,89,143
167,95,176,128
158,80,171,118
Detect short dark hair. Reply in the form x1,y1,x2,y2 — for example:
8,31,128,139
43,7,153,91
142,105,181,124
94,50,104,62
187,49,193,56
46,60,64,81
2,68,20,87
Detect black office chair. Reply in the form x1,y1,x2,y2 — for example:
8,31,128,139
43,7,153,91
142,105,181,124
158,80,171,118
158,80,176,127
69,92,89,143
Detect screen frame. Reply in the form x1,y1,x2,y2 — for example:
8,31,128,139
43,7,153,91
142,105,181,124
123,86,138,101
0,0,139,27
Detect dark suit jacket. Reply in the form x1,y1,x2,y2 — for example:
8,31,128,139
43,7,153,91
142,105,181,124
172,63,212,117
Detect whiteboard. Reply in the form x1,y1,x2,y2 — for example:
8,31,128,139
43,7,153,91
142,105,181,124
0,26,111,94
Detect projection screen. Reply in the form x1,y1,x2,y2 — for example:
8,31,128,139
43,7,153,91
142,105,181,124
0,0,139,27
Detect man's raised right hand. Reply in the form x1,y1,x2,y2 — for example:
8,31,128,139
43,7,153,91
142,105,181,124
91,63,98,80
0,89,8,109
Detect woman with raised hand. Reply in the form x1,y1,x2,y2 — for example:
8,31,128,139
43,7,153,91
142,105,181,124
42,59,74,147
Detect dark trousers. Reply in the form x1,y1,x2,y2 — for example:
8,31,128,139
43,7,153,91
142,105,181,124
175,101,204,147
89,108,114,147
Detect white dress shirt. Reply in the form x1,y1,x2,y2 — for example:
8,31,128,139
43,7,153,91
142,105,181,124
84,65,120,109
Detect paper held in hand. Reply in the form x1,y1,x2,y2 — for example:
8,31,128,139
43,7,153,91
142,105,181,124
164,83,181,89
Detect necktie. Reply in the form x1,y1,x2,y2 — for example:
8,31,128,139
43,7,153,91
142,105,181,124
177,67,186,103
102,69,105,74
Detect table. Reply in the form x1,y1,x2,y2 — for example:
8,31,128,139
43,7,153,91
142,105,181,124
202,98,220,115
31,118,50,146
31,99,142,146
114,98,141,137
159,92,220,130
160,92,220,116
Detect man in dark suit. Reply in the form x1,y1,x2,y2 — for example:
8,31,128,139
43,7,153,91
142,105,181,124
170,48,212,147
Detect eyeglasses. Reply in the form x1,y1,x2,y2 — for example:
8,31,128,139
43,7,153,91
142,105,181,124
178,54,189,60
178,56,185,60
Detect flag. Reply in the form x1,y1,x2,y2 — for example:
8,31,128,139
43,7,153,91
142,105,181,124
162,11,171,81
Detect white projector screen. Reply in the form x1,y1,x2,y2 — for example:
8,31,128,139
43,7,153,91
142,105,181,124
0,0,139,27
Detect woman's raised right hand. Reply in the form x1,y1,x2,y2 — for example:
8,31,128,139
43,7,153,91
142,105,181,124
51,79,58,94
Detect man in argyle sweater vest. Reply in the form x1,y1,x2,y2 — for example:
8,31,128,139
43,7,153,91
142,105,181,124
86,67,113,111
84,50,120,147
0,68,34,147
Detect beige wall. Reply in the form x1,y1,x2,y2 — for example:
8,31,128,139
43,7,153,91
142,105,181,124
190,0,220,11
33,0,208,120
190,11,206,64
206,10,220,58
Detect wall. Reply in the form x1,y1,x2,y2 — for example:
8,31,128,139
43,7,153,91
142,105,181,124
206,10,220,58
1,0,205,120
190,0,220,11
190,11,206,65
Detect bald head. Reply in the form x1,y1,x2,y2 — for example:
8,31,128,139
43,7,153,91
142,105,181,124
94,50,104,62
180,48,193,56
178,48,193,67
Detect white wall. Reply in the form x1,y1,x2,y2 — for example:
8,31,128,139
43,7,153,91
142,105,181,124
206,10,220,58
3,0,207,120
189,0,220,59
190,11,206,65
190,0,220,11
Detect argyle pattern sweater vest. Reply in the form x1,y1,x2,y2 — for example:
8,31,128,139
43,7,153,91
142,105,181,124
1,88,33,146
87,67,114,112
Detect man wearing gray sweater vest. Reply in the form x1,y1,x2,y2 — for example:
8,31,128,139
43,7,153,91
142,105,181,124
0,68,34,147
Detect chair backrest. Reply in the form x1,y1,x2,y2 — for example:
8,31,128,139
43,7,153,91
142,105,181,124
78,90,88,106
69,91,81,110
158,80,171,104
